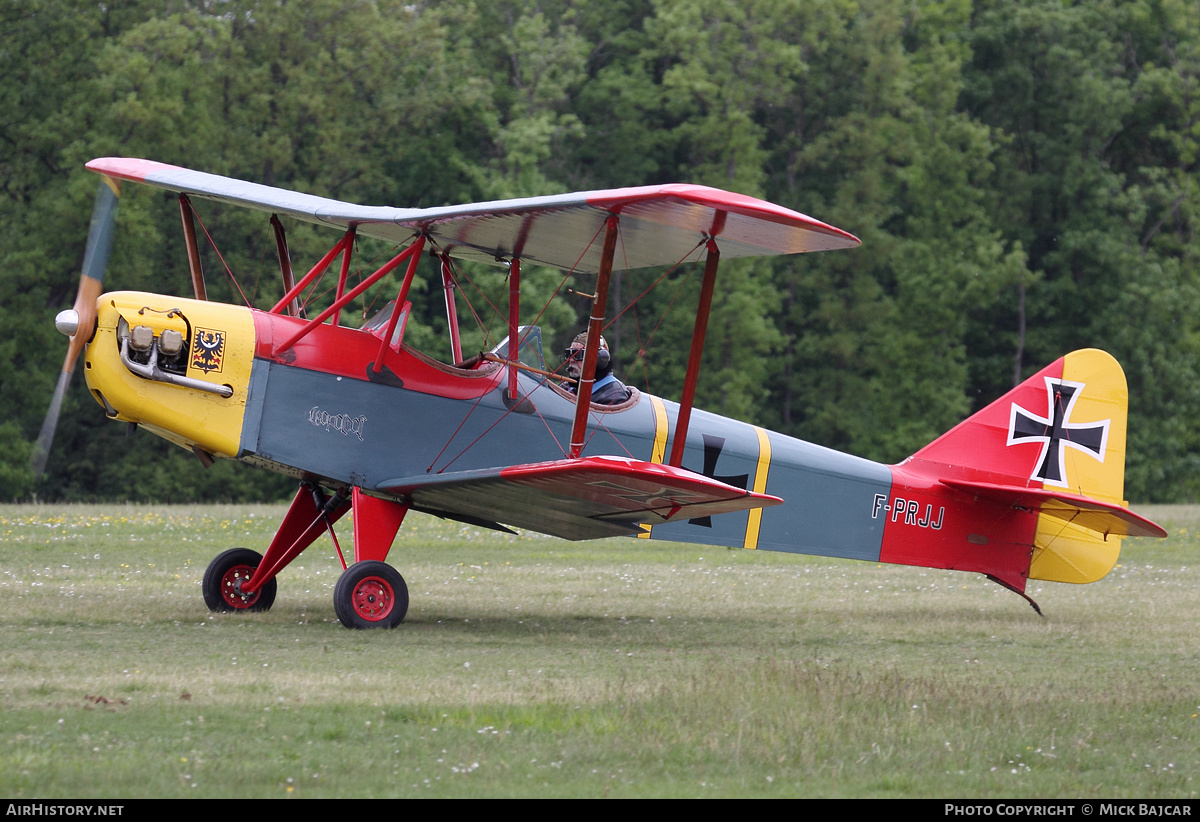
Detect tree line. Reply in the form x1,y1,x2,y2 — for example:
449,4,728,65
4,0,1199,502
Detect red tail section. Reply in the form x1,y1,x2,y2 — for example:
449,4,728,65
880,350,1162,596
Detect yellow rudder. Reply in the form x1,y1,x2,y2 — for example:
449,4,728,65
1029,349,1129,584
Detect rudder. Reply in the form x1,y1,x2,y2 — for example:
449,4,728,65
1027,349,1130,583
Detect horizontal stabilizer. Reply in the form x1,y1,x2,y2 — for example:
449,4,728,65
379,456,782,541
941,479,1166,538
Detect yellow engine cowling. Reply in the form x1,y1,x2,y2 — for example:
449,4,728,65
83,291,256,458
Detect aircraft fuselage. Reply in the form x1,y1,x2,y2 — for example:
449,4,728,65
84,291,1118,597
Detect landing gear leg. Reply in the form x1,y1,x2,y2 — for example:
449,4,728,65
329,489,410,628
200,481,350,617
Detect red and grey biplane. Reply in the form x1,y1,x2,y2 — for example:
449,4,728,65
34,158,1166,627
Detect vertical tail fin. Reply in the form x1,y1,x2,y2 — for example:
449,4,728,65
905,349,1156,584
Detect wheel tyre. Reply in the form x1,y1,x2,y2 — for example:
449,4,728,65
202,548,277,613
333,561,408,629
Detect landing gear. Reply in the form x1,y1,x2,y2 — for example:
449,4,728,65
202,548,277,612
333,561,408,629
198,486,410,626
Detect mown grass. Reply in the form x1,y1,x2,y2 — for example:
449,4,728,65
0,503,1196,798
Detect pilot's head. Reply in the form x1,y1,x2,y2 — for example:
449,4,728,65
563,332,612,381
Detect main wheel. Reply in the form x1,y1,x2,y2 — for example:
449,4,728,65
202,548,277,613
333,561,408,629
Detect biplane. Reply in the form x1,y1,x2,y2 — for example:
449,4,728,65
34,157,1166,627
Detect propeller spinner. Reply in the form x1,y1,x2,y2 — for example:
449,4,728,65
30,176,121,479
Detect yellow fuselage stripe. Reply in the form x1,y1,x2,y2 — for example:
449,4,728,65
743,426,772,549
638,396,670,538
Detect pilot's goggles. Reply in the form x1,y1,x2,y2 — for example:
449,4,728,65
562,348,585,362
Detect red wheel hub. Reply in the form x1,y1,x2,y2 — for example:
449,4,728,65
220,565,261,609
350,576,394,622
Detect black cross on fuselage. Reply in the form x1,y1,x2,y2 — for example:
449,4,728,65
688,434,748,527
1007,378,1109,488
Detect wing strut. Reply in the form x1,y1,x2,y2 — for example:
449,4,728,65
272,237,423,356
270,229,355,313
371,234,426,369
509,257,521,400
178,194,207,301
271,215,302,317
569,216,620,457
441,253,464,363
669,237,720,467
331,226,356,328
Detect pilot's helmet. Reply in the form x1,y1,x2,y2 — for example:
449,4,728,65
570,332,608,351
565,332,613,376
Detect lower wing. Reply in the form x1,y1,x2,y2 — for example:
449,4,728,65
378,455,783,541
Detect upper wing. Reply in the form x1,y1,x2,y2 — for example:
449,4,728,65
378,455,783,541
86,157,860,274
941,479,1166,538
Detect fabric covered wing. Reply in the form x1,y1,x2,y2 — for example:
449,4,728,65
87,158,859,274
941,479,1166,538
378,456,783,541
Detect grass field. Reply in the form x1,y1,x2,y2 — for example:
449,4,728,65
0,502,1196,798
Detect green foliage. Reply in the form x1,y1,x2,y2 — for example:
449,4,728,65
5,0,1200,501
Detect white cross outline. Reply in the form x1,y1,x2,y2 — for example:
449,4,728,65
1006,377,1110,488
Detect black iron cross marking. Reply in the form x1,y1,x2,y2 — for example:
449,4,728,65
585,480,712,510
688,434,748,527
1007,378,1109,488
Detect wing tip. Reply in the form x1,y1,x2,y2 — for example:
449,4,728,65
87,157,182,183
585,184,860,248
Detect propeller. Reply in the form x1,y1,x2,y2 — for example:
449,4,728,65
30,176,121,479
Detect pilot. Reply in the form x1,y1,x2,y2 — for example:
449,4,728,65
562,332,631,405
